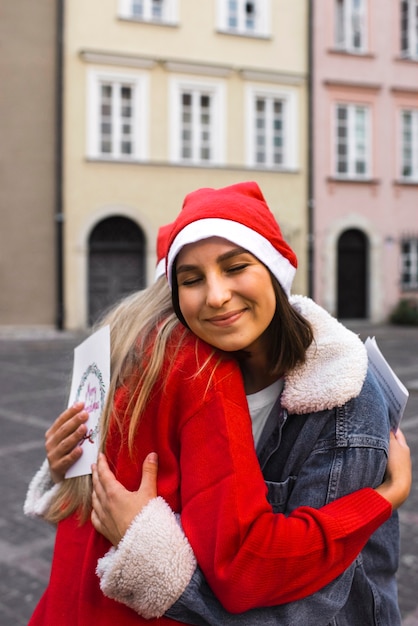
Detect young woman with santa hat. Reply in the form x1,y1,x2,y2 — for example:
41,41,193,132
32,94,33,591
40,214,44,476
26,184,410,626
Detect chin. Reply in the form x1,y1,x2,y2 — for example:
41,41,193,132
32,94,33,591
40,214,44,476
211,340,246,353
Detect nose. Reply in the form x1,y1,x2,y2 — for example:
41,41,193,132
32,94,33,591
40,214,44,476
205,274,231,308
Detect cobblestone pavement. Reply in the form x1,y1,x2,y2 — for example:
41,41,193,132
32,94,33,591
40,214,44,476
0,323,417,625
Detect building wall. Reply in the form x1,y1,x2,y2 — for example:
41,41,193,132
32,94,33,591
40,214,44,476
63,0,309,329
0,2,57,326
313,0,418,322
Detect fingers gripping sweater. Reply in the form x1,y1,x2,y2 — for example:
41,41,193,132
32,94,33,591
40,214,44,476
25,297,391,624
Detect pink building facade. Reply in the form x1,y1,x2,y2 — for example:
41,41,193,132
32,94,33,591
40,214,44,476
312,0,418,322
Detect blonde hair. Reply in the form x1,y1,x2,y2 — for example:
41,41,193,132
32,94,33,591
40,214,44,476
45,278,185,524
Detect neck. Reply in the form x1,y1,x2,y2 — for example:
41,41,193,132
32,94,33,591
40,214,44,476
238,353,280,395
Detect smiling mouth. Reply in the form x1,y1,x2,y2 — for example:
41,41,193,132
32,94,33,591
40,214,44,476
206,309,246,326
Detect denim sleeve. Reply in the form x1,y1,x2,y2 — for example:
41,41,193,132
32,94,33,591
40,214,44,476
166,369,391,625
166,564,356,626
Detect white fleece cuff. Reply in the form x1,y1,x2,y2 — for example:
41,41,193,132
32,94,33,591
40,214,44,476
96,496,197,618
23,458,60,519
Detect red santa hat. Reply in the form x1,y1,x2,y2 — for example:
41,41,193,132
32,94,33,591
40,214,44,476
154,222,173,281
166,181,297,296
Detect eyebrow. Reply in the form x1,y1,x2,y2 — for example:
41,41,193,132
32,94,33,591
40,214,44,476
176,247,249,275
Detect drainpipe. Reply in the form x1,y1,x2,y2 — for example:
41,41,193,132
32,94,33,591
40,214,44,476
307,0,314,299
55,0,65,329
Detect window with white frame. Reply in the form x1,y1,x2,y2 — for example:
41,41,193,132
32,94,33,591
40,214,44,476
335,0,367,53
169,79,225,165
246,87,297,169
87,70,148,160
401,0,418,58
401,238,418,289
118,0,177,24
217,0,270,37
401,109,418,180
335,104,371,178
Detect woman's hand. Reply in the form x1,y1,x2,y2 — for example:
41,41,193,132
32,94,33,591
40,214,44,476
376,428,412,509
91,452,158,546
45,403,89,483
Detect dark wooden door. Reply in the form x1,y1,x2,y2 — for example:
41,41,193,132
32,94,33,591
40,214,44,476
88,217,145,325
337,229,368,319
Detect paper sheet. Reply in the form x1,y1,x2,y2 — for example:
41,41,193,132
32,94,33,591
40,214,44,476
65,325,110,478
365,336,409,431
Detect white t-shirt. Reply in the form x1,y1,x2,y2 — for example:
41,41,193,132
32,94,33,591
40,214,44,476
246,379,283,447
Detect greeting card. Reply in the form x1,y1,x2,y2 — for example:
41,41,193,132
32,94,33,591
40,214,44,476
65,325,110,478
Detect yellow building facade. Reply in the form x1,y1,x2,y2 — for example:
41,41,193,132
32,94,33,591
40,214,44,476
63,0,309,328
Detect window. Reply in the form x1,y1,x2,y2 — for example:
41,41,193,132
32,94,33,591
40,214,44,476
217,0,270,37
246,87,297,169
401,109,418,180
169,79,225,165
401,238,418,289
401,0,418,58
335,0,367,53
118,0,177,24
87,70,148,160
335,104,371,178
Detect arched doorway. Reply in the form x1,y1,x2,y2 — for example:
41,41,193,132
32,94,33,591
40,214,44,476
88,216,146,325
337,228,368,319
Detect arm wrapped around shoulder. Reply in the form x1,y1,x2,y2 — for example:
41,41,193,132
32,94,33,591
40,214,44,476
96,496,197,618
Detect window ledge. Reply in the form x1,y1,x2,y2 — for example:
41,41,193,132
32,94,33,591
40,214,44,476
394,179,418,187
215,29,271,40
118,17,179,28
323,78,381,90
394,55,418,64
391,85,418,94
327,176,380,185
328,48,374,58
86,156,147,164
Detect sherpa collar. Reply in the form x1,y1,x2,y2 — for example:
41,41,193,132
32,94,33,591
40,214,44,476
281,296,368,415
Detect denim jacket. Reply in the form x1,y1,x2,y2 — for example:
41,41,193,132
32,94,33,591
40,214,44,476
165,296,401,625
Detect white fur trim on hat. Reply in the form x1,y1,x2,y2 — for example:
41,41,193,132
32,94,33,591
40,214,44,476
154,257,166,281
167,218,296,296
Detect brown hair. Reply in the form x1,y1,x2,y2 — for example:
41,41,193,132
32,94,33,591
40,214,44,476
264,277,314,377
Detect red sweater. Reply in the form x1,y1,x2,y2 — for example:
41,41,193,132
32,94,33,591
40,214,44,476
29,329,391,625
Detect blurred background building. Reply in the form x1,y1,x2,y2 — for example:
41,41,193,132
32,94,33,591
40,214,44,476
312,0,418,322
1,1,417,330
1,2,58,327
